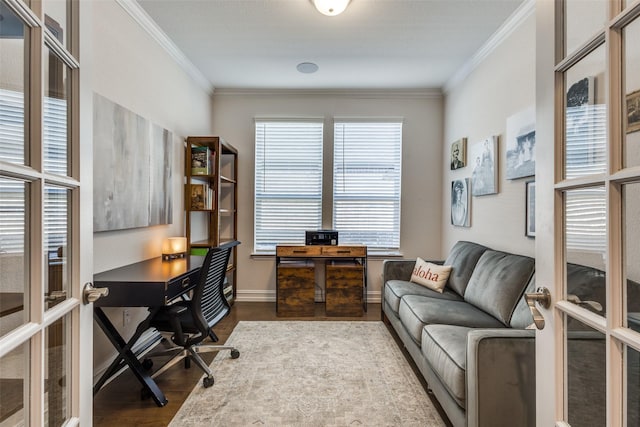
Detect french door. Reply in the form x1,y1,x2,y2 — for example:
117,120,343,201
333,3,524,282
0,0,93,425
536,0,640,425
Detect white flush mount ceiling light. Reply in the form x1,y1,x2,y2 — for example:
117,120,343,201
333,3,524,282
312,0,351,16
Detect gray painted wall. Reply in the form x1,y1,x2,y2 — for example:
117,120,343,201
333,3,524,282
210,91,444,302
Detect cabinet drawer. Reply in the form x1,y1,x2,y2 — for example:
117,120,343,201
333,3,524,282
277,264,315,289
321,246,366,257
166,268,200,303
277,246,322,257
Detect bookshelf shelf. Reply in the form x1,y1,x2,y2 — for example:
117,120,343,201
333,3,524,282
185,136,238,304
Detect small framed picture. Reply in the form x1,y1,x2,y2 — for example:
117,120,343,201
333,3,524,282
470,136,498,196
451,178,471,227
450,138,467,170
525,181,536,237
627,89,640,134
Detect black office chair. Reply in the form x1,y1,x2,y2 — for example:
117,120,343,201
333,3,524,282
143,240,240,388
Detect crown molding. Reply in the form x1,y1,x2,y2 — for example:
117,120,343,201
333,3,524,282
443,0,535,94
115,0,214,94
213,88,442,99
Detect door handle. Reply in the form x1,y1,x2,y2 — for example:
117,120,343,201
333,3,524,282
45,290,67,302
524,287,551,330
83,282,109,304
567,294,603,312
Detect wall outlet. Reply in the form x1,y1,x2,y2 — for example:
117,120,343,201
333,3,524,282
123,309,131,327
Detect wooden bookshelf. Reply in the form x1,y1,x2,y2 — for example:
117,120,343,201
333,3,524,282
185,136,238,303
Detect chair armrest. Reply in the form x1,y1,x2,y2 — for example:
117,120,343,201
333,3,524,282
466,329,536,427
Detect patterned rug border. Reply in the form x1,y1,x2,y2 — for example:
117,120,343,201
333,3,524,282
169,320,445,427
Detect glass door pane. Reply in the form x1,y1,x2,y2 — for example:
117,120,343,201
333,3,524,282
0,343,29,427
0,2,28,166
44,185,70,310
43,46,70,177
626,345,640,425
565,0,607,56
564,45,607,180
43,0,69,49
623,17,640,168
624,182,640,326
0,178,29,336
566,316,606,426
44,315,71,426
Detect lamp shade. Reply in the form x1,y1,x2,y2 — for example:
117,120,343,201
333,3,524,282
162,237,187,260
313,0,350,16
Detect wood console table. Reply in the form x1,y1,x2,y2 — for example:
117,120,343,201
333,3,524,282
275,245,367,317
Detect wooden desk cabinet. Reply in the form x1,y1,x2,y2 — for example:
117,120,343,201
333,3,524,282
276,245,367,317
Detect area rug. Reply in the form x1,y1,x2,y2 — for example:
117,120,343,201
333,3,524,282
169,321,445,426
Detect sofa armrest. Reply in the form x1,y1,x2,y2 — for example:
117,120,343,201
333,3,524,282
382,259,444,283
382,259,416,282
466,329,535,427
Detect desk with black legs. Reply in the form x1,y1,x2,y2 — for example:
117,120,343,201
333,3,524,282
92,255,204,407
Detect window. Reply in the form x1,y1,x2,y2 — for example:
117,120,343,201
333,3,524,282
254,120,323,252
333,120,402,251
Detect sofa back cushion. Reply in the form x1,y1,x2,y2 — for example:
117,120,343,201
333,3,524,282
464,250,535,325
443,241,490,296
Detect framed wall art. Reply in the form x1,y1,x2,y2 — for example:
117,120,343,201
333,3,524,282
627,89,640,134
93,93,173,232
470,136,498,196
525,180,536,237
451,178,471,227
450,138,467,170
506,106,535,179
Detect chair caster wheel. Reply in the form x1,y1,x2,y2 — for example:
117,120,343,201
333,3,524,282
230,349,240,359
142,358,153,370
203,376,214,388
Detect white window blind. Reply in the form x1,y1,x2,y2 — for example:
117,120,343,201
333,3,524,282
0,88,68,254
254,120,323,252
564,103,607,253
333,120,402,250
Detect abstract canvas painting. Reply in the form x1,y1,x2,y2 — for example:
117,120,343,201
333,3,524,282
93,93,173,232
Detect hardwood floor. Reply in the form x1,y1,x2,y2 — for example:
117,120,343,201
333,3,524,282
93,302,384,427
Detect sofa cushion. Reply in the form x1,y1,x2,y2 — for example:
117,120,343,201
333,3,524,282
443,241,490,296
510,275,536,329
385,280,463,315
410,258,453,292
421,325,471,408
398,295,504,344
464,250,535,325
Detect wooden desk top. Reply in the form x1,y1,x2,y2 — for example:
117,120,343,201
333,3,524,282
276,245,366,258
93,256,205,307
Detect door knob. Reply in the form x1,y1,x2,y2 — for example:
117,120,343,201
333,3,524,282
83,282,109,304
524,287,551,330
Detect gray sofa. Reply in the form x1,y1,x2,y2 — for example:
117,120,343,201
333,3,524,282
382,241,537,427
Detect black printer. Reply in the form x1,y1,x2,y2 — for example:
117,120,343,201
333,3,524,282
305,230,338,246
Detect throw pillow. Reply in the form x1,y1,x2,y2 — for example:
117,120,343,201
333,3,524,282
410,258,452,293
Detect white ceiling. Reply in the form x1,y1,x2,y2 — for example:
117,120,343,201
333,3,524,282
136,0,526,91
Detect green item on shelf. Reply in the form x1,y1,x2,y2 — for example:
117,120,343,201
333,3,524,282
190,248,208,256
